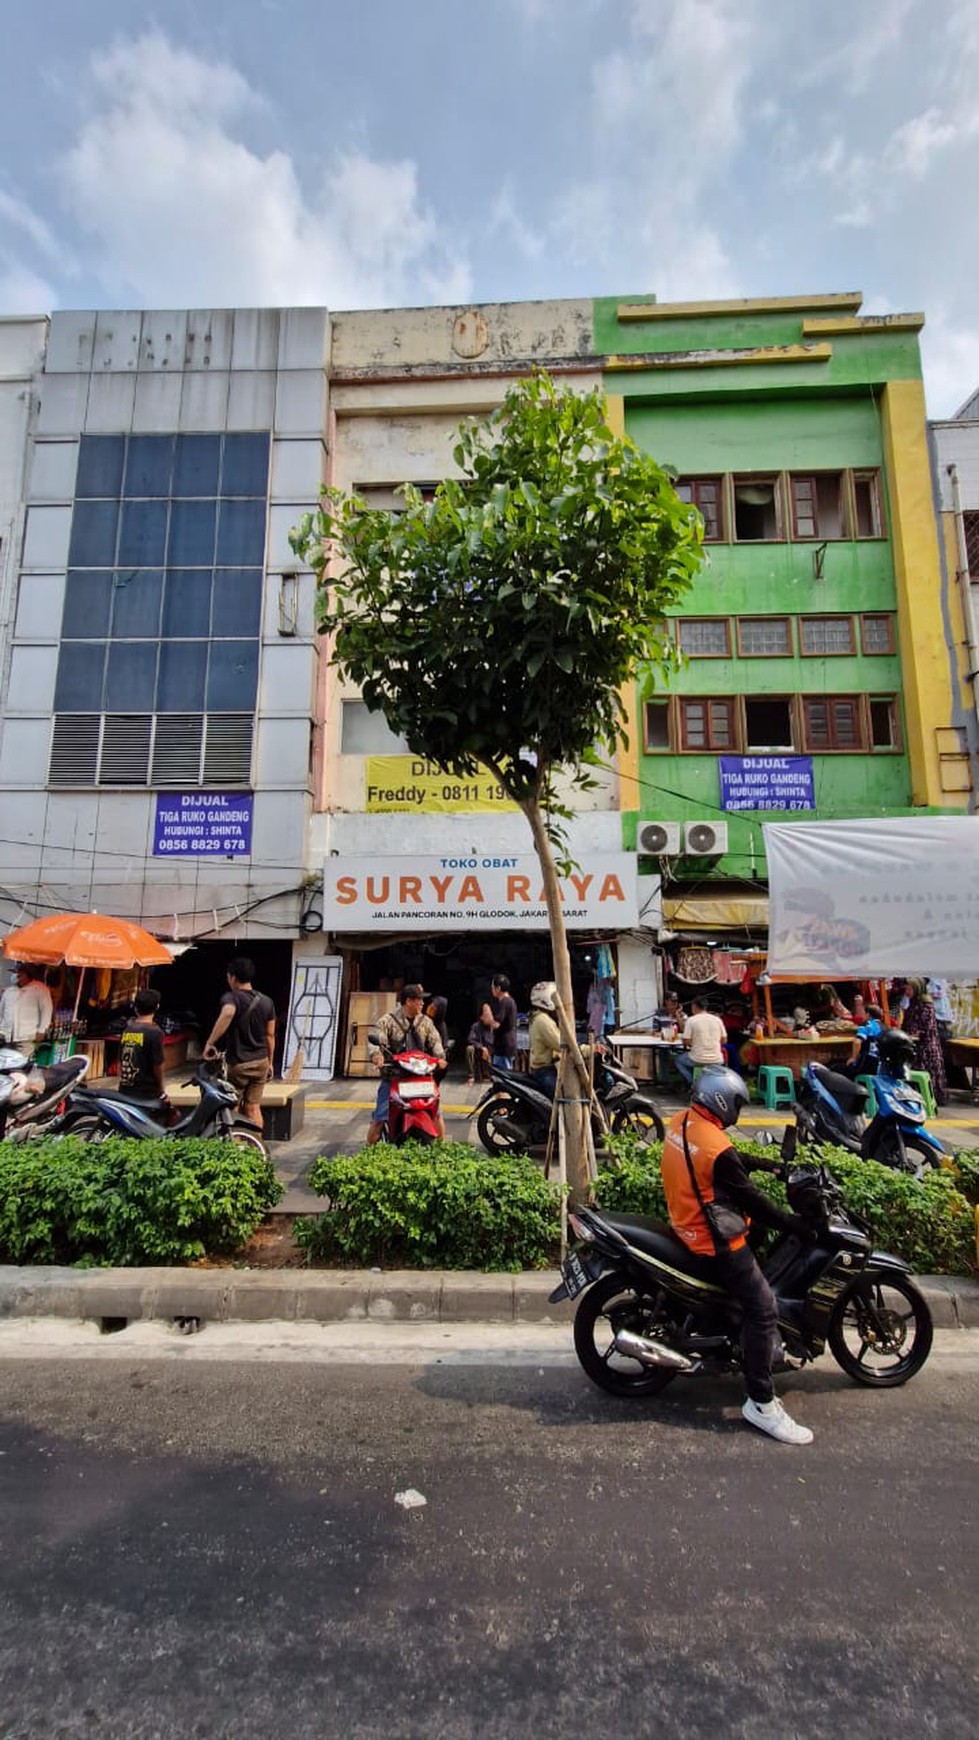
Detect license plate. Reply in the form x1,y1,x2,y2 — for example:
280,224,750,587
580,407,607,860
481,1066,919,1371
397,1079,435,1100
562,1249,599,1298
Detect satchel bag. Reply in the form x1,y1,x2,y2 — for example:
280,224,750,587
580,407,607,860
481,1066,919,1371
681,1114,747,1251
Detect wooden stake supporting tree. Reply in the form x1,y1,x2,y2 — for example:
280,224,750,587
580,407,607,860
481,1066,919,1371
291,374,703,1201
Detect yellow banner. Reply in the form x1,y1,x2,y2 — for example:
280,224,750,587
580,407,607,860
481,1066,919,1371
365,758,518,814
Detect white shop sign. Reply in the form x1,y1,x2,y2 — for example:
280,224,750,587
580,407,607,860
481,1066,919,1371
323,853,639,932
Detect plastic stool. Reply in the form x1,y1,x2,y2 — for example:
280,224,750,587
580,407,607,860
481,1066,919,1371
756,1064,795,1111
855,1074,878,1117
907,1070,937,1118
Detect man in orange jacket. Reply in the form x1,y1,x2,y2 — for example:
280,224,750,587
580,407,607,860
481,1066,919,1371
661,1067,815,1446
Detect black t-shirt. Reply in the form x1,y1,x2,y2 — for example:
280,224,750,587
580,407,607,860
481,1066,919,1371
118,1019,164,1098
492,992,518,1057
221,989,275,1063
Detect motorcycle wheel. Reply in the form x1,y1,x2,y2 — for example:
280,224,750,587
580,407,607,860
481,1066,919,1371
476,1097,533,1155
59,1113,109,1142
872,1127,939,1179
828,1273,933,1386
610,1100,665,1144
573,1270,679,1398
227,1127,269,1161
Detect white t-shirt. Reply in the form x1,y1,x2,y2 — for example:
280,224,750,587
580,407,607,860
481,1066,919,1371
0,980,53,1045
682,1009,727,1064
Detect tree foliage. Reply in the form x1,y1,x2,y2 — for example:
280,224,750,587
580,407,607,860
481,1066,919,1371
290,372,702,829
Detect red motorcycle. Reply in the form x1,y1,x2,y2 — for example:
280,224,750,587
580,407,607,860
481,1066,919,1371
371,1037,445,1144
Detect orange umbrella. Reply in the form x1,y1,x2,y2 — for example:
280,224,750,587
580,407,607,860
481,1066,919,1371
3,913,173,968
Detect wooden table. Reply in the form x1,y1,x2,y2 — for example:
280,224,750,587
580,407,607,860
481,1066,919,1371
753,1035,855,1079
948,1037,979,1094
607,1032,684,1087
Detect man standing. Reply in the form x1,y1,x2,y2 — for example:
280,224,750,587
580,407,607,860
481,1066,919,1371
118,988,169,1110
367,984,445,1144
0,964,53,1050
490,974,518,1071
674,996,726,1092
203,957,276,1132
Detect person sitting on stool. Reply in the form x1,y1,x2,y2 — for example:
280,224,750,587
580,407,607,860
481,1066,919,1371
674,997,726,1092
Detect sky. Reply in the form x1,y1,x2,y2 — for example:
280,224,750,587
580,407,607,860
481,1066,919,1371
1,0,977,414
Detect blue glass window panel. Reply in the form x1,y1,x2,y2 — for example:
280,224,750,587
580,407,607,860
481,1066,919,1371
55,641,106,710
110,568,163,638
123,434,174,497
118,499,168,567
62,571,112,639
173,433,220,498
75,435,124,499
216,498,266,565
221,432,270,497
104,641,158,711
211,568,263,637
167,498,216,566
162,570,212,637
156,640,207,712
206,640,259,711
68,499,119,567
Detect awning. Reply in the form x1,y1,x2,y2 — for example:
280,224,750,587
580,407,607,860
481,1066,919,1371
662,893,769,932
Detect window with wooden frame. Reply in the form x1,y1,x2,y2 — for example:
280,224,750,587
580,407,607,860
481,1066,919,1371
678,697,737,751
790,473,844,540
737,616,792,657
677,617,730,657
733,476,782,541
643,699,671,752
869,695,901,750
801,695,863,751
744,696,795,751
850,471,884,539
674,477,724,541
799,615,856,656
860,613,896,655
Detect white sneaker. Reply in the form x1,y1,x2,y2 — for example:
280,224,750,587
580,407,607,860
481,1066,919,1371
742,1397,813,1446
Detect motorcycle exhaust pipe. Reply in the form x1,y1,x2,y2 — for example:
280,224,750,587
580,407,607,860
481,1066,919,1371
612,1328,698,1371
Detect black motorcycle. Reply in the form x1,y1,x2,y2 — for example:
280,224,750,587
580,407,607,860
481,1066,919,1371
550,1131,933,1396
50,1059,268,1158
474,1054,665,1155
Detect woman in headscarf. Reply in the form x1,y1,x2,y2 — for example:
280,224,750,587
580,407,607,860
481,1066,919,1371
899,980,947,1106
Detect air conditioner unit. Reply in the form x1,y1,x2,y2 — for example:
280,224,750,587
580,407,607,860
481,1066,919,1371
638,821,681,855
684,819,729,856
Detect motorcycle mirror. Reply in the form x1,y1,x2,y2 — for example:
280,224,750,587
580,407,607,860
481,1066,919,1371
780,1125,798,1163
367,1032,380,1047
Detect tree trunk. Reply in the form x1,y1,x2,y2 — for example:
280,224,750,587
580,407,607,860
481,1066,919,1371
521,796,593,1202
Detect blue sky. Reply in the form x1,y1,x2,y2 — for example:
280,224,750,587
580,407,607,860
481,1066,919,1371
1,0,977,412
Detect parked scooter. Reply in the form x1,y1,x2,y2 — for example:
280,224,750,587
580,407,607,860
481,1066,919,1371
551,1127,933,1398
0,1046,91,1142
795,1028,944,1177
367,1033,445,1144
50,1058,269,1158
474,1053,665,1156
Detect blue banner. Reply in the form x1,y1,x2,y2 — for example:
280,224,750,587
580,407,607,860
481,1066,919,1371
718,757,815,814
152,793,253,856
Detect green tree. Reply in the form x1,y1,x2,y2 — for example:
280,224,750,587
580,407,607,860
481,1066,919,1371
291,372,703,1197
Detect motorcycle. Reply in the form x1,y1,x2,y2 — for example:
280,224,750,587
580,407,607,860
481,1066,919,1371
551,1129,933,1398
474,1052,665,1157
51,1058,269,1158
0,1046,92,1142
795,1028,944,1177
368,1033,444,1144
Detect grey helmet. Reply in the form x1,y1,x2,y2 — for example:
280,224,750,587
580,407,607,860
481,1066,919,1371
529,981,558,1012
692,1066,750,1128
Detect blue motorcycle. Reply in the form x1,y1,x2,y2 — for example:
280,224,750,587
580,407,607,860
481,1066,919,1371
794,1029,945,1178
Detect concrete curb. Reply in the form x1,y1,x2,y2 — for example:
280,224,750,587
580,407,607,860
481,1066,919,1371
0,1266,976,1329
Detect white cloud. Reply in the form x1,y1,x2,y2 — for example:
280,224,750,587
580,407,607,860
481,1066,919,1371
0,257,57,314
0,188,64,264
62,32,472,310
920,312,979,418
887,108,960,179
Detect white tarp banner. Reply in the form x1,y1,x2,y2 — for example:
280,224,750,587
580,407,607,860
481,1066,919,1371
323,853,639,931
764,817,979,978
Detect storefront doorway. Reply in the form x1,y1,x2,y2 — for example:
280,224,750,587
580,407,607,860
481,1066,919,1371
148,939,295,1072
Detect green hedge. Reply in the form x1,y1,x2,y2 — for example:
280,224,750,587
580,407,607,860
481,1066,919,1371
0,1137,282,1266
298,1141,559,1271
596,1135,977,1279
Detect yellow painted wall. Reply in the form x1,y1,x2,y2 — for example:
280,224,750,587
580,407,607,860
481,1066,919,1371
880,380,950,806
605,393,641,812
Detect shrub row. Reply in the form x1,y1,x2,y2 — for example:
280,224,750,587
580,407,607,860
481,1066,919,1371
299,1134,977,1277
0,1137,282,1266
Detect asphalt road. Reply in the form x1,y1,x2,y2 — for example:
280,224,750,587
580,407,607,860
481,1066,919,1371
0,1327,977,1740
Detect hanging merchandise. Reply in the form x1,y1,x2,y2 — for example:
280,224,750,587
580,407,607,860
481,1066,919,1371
675,945,717,986
595,942,616,982
586,983,605,1039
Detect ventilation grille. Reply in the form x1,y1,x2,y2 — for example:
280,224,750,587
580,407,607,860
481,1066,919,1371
49,716,99,785
152,716,204,786
100,716,153,784
203,716,253,784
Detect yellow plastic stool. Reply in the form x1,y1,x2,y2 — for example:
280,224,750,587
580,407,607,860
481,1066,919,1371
756,1064,795,1111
